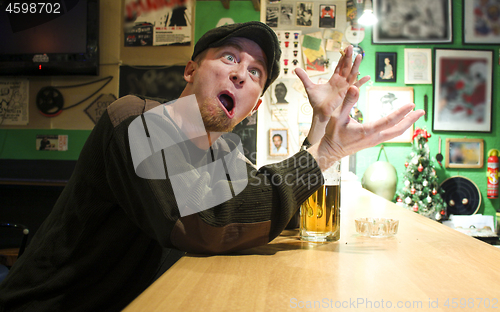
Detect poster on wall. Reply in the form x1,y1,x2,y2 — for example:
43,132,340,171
296,2,313,26
433,49,492,133
319,4,336,28
275,30,303,79
463,0,500,44
266,5,279,28
272,80,291,104
269,128,289,156
404,48,432,84
0,78,29,126
301,32,328,76
119,65,186,102
366,86,414,143
280,3,294,26
36,135,68,151
123,0,192,46
346,0,359,29
372,0,452,44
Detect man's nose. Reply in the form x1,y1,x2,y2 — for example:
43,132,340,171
231,65,246,85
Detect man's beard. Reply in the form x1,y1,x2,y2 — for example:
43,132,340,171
199,98,237,133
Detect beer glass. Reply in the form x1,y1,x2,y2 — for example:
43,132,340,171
300,161,341,242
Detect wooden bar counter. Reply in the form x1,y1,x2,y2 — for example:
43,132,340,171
124,183,500,311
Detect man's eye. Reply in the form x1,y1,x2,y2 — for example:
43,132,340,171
224,54,235,62
250,69,261,78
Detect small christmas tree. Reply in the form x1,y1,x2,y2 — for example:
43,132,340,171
396,128,447,221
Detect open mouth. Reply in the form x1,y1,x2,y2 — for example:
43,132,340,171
218,92,235,118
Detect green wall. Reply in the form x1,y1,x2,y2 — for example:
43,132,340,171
0,129,91,160
0,0,259,162
194,1,260,42
1,1,498,217
355,1,499,217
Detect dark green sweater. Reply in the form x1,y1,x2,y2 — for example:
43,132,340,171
0,95,323,311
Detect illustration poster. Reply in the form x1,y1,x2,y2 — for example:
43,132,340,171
296,2,313,26
280,3,294,26
367,87,414,143
275,30,303,79
301,32,328,75
266,5,279,28
435,54,491,132
36,135,68,151
464,0,500,44
119,65,186,102
0,79,29,126
124,0,192,46
319,4,336,28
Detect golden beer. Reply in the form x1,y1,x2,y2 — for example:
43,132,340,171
300,185,340,242
300,161,341,242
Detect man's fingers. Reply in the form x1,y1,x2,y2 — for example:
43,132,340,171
324,86,359,136
349,54,362,80
294,67,314,90
334,53,345,74
379,110,425,141
334,45,353,76
367,103,417,134
354,75,370,88
340,46,354,77
339,86,359,120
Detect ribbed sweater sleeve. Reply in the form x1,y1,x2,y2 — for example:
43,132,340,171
105,96,324,254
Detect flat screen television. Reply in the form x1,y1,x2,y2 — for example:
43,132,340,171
0,0,99,76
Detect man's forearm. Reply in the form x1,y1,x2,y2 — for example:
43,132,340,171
306,112,329,145
305,142,340,173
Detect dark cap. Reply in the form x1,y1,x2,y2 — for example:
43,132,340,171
192,21,281,95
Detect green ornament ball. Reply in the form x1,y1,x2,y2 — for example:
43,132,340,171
362,161,398,201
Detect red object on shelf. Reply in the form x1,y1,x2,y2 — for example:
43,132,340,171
487,153,499,199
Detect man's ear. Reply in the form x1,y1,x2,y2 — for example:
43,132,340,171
251,99,262,115
184,60,198,83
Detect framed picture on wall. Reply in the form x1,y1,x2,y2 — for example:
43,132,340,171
445,138,484,168
433,49,493,133
269,128,289,156
372,0,452,44
280,3,294,26
375,52,397,82
366,87,414,143
296,2,313,26
273,81,290,104
404,48,432,84
319,4,336,28
463,0,500,44
266,5,279,28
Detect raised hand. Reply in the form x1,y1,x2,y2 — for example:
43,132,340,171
294,45,370,118
294,45,370,144
308,86,425,171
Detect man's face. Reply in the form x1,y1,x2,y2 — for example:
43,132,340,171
273,135,282,148
275,85,286,99
185,37,267,133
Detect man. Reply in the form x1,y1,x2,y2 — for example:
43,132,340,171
272,133,287,154
380,57,394,80
0,21,423,311
274,82,288,103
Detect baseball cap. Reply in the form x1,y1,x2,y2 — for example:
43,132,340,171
192,21,281,94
